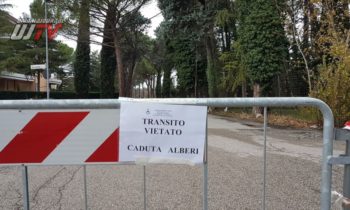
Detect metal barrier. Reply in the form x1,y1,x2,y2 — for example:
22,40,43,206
0,97,335,210
334,128,350,210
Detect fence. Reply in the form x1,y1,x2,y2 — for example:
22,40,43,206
0,97,336,210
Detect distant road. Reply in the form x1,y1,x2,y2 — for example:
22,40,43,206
0,115,344,209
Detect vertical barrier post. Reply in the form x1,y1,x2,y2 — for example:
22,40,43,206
203,114,208,210
344,141,350,210
143,166,146,210
320,106,334,210
83,165,88,210
263,107,267,210
22,165,30,210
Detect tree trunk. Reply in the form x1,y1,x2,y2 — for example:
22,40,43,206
113,34,125,97
241,80,247,97
125,55,137,97
205,28,218,97
156,68,162,98
303,0,309,49
253,83,262,116
138,84,141,98
100,3,116,98
37,72,40,93
162,68,171,97
147,82,150,98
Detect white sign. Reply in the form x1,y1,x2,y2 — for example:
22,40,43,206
119,101,207,165
30,64,46,70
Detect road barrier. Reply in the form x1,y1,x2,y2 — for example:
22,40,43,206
0,97,339,210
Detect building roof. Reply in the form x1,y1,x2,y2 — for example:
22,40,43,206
0,71,35,82
0,71,62,85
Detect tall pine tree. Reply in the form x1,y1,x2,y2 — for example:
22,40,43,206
74,0,90,98
100,1,116,98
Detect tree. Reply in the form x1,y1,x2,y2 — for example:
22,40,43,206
100,2,116,98
90,0,150,97
219,41,247,97
119,11,151,97
284,0,309,96
73,0,90,97
311,0,350,126
237,0,289,97
197,0,220,97
90,50,101,92
134,58,157,97
158,0,208,97
0,0,73,82
153,19,174,98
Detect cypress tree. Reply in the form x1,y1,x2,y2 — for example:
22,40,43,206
74,0,90,98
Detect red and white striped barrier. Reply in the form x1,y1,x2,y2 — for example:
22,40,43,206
0,109,119,165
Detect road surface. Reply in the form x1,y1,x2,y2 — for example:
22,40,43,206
0,115,345,209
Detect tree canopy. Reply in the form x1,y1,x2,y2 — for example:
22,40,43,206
1,0,350,123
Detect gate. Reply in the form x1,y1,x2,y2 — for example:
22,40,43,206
0,97,336,210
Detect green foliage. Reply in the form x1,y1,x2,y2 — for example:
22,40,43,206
215,9,234,28
312,61,350,126
100,43,116,98
0,0,73,83
154,22,175,97
219,41,246,95
0,1,12,34
205,33,218,97
215,3,236,52
120,13,151,96
157,0,208,97
90,0,151,97
100,2,116,98
90,50,100,92
311,37,350,126
30,0,46,19
236,0,289,95
134,57,157,96
310,1,350,126
73,0,90,98
135,58,156,78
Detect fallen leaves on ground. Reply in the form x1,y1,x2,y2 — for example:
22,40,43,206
212,110,318,129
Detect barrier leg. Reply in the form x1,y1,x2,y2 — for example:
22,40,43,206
22,165,30,210
203,162,208,210
83,165,88,210
143,166,146,210
203,115,208,210
263,107,267,210
344,141,350,210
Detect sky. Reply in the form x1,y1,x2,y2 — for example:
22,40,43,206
7,0,164,51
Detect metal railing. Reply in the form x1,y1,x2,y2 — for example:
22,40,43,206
0,97,335,210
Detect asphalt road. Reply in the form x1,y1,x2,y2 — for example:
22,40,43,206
0,114,346,210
